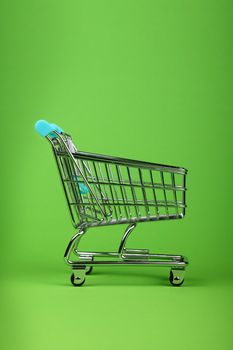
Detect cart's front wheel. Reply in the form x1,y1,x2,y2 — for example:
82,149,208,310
169,269,185,287
70,273,86,287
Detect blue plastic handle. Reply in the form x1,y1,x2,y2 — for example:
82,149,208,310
50,123,64,134
35,120,64,138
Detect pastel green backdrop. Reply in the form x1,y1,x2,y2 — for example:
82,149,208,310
1,1,232,349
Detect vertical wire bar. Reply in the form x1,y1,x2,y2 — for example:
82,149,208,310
171,172,179,217
83,161,111,218
109,164,122,219
93,161,108,217
127,166,140,218
182,173,186,217
52,138,82,223
82,160,98,220
82,160,93,177
138,168,150,218
105,163,118,220
60,153,85,218
149,170,160,219
98,162,112,213
57,155,79,224
98,162,112,219
68,157,82,203
116,165,129,219
87,160,104,217
82,160,108,217
118,166,131,218
57,139,79,208
78,159,97,220
160,171,169,217
68,156,87,217
87,161,99,198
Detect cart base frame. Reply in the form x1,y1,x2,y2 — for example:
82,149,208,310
64,223,188,286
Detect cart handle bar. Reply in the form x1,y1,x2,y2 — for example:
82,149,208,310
35,120,91,196
35,120,64,138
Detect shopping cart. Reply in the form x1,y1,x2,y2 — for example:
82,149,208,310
35,120,188,286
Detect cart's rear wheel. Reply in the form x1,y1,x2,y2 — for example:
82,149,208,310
169,270,185,287
70,273,86,287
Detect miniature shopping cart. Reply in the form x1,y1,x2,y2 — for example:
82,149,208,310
35,120,188,286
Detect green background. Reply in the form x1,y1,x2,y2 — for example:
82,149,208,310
1,0,233,349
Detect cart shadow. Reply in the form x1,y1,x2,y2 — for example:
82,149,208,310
10,262,206,288
89,269,206,287
91,268,167,285
55,268,207,288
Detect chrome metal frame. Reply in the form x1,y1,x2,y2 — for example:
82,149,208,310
46,130,188,286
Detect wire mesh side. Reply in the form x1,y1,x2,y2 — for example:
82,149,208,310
54,149,187,227
49,132,187,227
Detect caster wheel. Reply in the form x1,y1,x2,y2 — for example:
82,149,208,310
169,270,185,287
85,266,93,275
70,273,86,287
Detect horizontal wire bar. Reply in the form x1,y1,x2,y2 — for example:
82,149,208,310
63,178,186,191
70,201,186,208
74,214,185,228
57,151,187,174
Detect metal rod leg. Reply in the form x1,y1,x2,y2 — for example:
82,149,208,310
118,223,137,256
64,227,86,266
